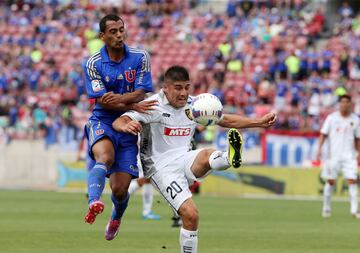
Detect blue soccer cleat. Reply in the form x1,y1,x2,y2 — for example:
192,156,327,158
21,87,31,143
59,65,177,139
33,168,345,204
143,212,161,220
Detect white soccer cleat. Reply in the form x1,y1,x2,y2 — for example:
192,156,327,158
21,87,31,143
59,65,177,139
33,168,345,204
322,209,331,218
352,213,360,219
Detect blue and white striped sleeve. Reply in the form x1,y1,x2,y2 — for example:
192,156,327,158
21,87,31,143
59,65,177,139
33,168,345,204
82,53,106,98
134,49,153,93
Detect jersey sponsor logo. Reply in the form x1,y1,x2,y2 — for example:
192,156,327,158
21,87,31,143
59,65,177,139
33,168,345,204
117,74,124,80
164,127,191,136
162,113,170,117
125,70,136,82
95,129,104,135
91,79,104,92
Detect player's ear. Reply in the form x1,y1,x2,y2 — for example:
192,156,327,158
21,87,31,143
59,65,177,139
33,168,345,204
99,32,105,42
163,82,169,92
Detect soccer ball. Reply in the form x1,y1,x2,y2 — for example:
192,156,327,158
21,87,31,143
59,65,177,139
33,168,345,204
191,93,223,126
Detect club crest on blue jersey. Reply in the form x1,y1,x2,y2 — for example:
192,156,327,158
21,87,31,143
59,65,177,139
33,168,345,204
105,76,110,82
125,70,136,82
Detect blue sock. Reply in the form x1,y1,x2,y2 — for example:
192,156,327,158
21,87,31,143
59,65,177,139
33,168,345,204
111,193,130,221
87,162,107,205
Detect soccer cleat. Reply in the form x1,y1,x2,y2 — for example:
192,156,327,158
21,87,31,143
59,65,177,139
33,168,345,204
143,212,161,220
227,128,243,168
84,200,104,224
352,213,360,219
322,209,331,218
105,219,121,241
171,215,182,227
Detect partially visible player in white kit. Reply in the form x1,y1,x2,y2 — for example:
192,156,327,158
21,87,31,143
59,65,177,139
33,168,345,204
128,162,161,220
112,65,276,252
316,94,360,218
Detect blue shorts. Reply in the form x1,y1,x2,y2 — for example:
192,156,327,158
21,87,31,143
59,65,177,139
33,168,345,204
84,117,139,178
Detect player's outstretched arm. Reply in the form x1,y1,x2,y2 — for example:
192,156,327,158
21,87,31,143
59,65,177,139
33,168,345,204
112,116,142,135
217,112,276,129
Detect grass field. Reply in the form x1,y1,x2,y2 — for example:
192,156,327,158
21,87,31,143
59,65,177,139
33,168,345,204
1,191,360,253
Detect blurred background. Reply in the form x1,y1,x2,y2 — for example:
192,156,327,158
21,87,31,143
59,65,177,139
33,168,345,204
0,0,360,197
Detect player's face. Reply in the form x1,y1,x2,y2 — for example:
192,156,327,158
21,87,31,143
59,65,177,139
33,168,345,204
339,98,352,115
163,81,191,108
100,20,125,50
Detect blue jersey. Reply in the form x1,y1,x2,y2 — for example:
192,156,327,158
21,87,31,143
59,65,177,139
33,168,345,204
83,44,153,125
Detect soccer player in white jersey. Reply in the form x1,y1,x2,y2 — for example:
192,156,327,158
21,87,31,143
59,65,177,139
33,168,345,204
316,94,360,219
112,66,276,252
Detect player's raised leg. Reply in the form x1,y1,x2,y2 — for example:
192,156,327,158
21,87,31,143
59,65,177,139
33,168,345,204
85,137,115,224
105,172,132,240
191,128,243,179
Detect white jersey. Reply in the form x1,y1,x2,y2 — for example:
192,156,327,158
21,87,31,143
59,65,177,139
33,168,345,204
320,111,360,160
123,89,197,177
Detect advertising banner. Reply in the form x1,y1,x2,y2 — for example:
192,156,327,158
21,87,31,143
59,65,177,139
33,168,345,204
262,130,320,167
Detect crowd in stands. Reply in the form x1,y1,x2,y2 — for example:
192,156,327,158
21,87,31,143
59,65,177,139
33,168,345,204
0,0,360,146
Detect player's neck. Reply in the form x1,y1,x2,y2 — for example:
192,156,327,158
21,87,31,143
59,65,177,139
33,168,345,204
107,46,124,62
340,111,350,118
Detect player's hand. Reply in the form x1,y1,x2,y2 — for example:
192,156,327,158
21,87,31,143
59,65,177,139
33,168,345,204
258,112,276,128
132,100,158,113
102,92,123,105
121,121,143,135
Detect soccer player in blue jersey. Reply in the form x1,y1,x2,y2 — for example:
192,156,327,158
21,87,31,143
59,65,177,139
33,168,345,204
82,14,156,240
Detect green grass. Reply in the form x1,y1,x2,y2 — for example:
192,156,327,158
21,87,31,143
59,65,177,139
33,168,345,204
1,191,360,253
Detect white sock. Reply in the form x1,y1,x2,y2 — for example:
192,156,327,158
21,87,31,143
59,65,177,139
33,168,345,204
208,150,230,171
180,227,198,253
349,184,358,214
128,180,140,195
142,183,153,216
323,182,333,212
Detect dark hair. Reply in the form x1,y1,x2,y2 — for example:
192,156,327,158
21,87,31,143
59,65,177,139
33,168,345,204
164,65,190,82
99,14,124,33
338,94,351,102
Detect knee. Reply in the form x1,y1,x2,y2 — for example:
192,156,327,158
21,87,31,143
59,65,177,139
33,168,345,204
95,152,114,168
328,180,336,186
202,149,216,167
111,184,129,201
180,207,199,230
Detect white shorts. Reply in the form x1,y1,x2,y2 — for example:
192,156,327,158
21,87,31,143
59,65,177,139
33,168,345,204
150,149,203,212
321,159,358,180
